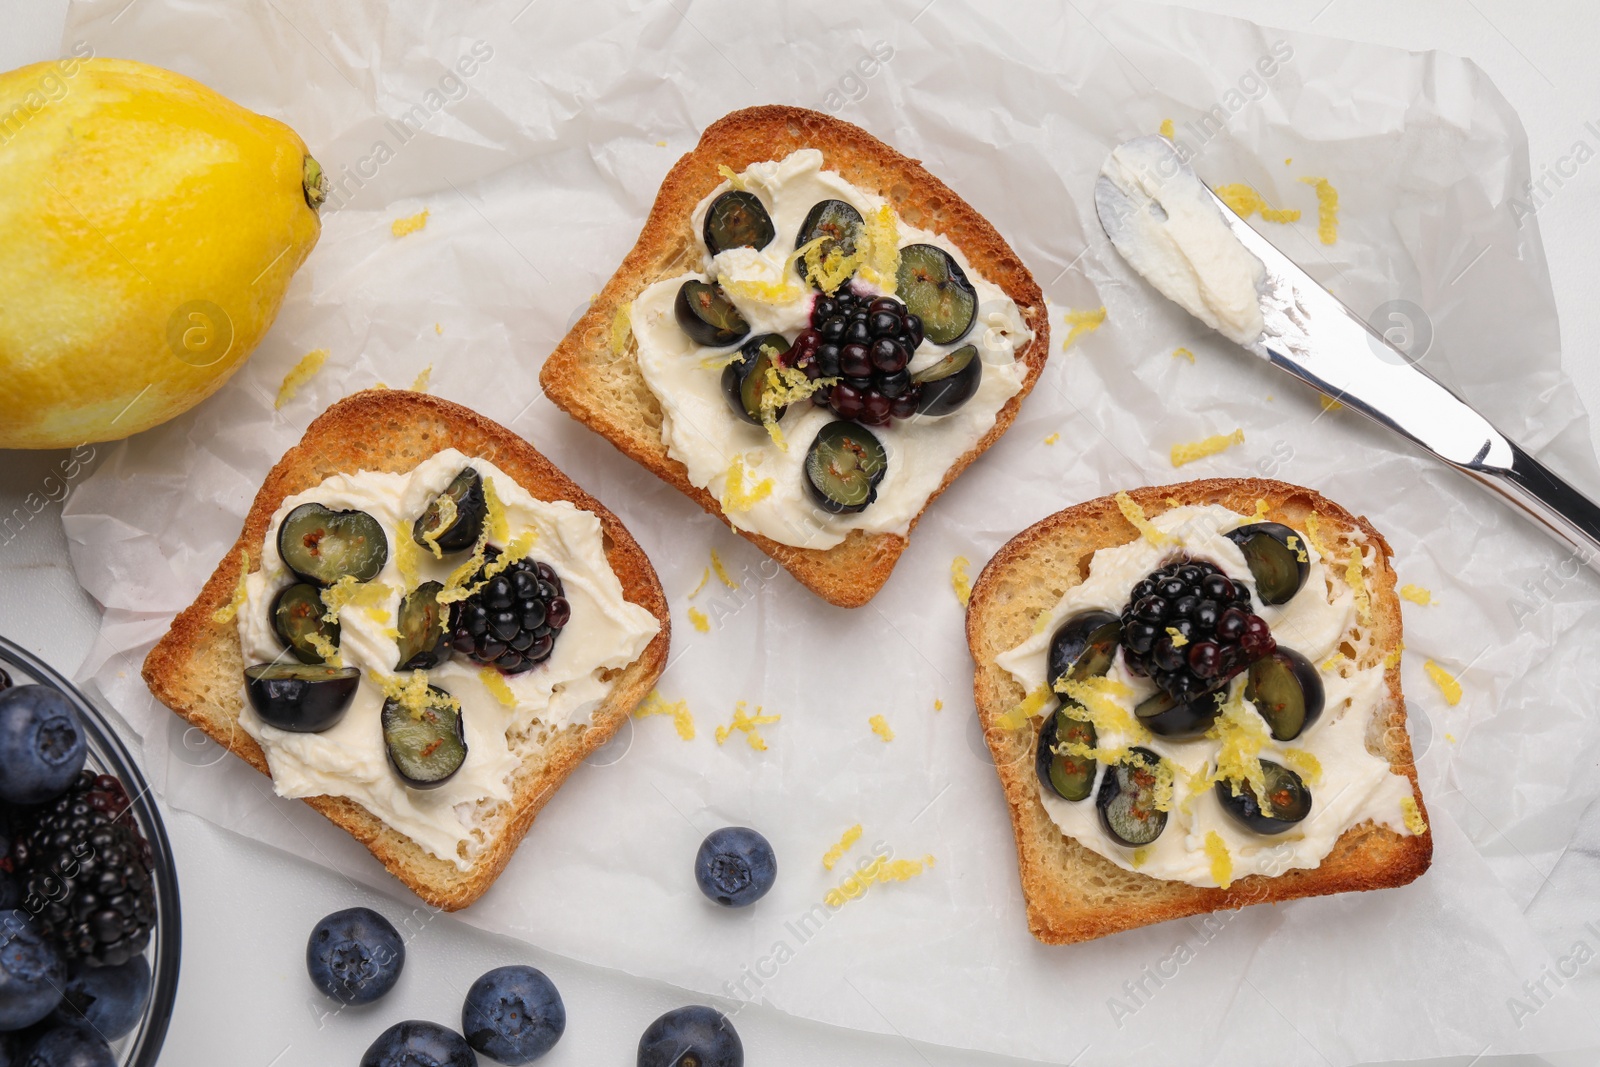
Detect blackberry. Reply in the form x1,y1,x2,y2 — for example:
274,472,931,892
791,289,924,426
12,771,156,967
448,550,570,675
1119,558,1276,701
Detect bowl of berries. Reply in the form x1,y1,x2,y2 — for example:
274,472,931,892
0,634,180,1067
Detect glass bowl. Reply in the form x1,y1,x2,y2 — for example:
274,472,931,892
0,634,181,1066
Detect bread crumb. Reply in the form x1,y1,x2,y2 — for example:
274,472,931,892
1172,346,1195,363
479,668,517,707
1159,118,1174,139
869,714,895,742
1400,794,1428,835
410,365,432,393
710,548,737,589
1213,183,1301,224
1115,491,1172,546
822,824,863,870
610,303,632,355
635,690,694,740
1424,660,1462,706
276,348,329,409
1320,394,1343,412
933,698,943,711
211,549,251,623
822,853,935,907
1043,432,1060,445
1204,831,1234,889
1299,176,1339,244
715,701,779,750
687,607,710,633
1400,584,1434,606
1171,428,1245,467
1062,307,1106,351
720,455,773,514
688,568,710,598
391,208,429,237
950,556,972,607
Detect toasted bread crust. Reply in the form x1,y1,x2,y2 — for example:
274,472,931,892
965,479,1431,945
141,390,670,910
540,105,1050,608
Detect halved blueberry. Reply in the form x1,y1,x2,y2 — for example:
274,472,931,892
704,190,775,255
1097,747,1169,847
395,581,453,671
803,421,887,514
244,663,360,733
278,502,387,585
675,280,749,347
1215,759,1312,834
912,343,982,416
720,334,791,425
413,467,487,555
1227,522,1310,605
1047,610,1121,688
272,582,339,665
381,685,467,789
1133,688,1225,739
795,199,865,288
896,244,976,344
1245,648,1324,742
1036,707,1097,802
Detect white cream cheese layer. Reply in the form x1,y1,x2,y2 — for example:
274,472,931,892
996,504,1417,887
1097,136,1266,345
632,149,1033,550
237,448,660,869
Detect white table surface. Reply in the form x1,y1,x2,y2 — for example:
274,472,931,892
4,2,1599,1064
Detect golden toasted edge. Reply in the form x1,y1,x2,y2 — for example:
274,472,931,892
540,104,1051,608
141,390,671,910
965,478,1431,945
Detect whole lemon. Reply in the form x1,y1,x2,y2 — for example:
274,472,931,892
0,56,325,449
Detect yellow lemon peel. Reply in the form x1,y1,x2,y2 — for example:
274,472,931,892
1320,395,1344,412
720,455,773,514
1400,584,1434,606
320,575,392,625
933,698,944,711
394,525,421,589
758,362,834,450
634,690,694,740
1345,547,1371,625
1171,428,1245,468
419,495,457,559
1062,307,1106,350
710,549,737,589
391,208,429,237
1299,176,1340,244
1424,660,1462,706
689,568,710,598
1204,831,1234,889
687,607,710,633
304,632,341,666
1055,676,1146,743
409,365,432,393
950,556,972,607
1213,183,1302,224
372,668,458,718
1165,626,1189,648
1173,346,1195,363
1043,432,1060,445
610,303,633,355
1208,691,1271,812
716,164,747,191
858,204,901,293
1131,846,1151,869
823,854,935,907
996,684,1053,731
1283,747,1323,785
483,476,510,543
869,714,895,742
479,668,517,707
1401,795,1428,835
822,824,864,870
1384,641,1406,671
212,549,251,624
1115,491,1171,547
715,702,779,750
1159,118,1175,139
276,349,328,409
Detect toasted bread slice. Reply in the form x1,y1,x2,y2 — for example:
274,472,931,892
540,105,1050,608
142,390,670,910
966,478,1431,945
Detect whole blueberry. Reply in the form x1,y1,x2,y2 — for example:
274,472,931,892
19,1023,114,1067
0,910,66,1031
51,955,150,1040
305,908,404,1006
637,1005,742,1067
360,1020,475,1067
461,965,564,1064
0,687,88,806
694,827,776,908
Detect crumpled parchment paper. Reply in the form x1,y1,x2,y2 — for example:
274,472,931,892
56,0,1600,1062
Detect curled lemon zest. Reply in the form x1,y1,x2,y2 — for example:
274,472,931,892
1384,640,1406,670
1299,176,1340,244
759,362,834,450
1345,547,1371,625
858,203,900,293
1171,427,1245,467
1285,533,1308,564
304,632,341,666
391,208,429,237
823,853,935,907
1173,346,1195,363
951,556,972,607
689,568,711,598
1204,831,1234,889
1062,307,1106,350
822,824,863,870
1044,432,1060,445
371,668,458,718
212,549,251,624
933,698,943,711
320,576,392,625
1115,491,1171,546
698,348,747,371
710,549,736,589
1424,660,1462,706
483,476,510,544
394,519,421,587
1213,183,1301,224
714,701,779,751
480,668,517,707
1246,499,1272,524
409,365,432,393
1158,118,1175,139
1055,677,1147,743
1165,626,1189,648
635,690,695,740
1400,584,1434,606
1208,690,1271,814
1284,747,1323,786
419,495,457,559
1302,513,1334,557
996,684,1052,731
1131,846,1151,869
687,607,710,633
716,163,747,191
276,349,328,409
719,455,773,514
1400,795,1428,835
868,714,895,742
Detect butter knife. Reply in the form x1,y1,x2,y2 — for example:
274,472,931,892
1094,139,1600,570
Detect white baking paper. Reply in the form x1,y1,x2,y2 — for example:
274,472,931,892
55,1,1600,1062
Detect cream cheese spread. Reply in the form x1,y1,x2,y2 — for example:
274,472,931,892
632,149,1034,550
995,503,1417,887
237,448,660,869
1097,136,1266,345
